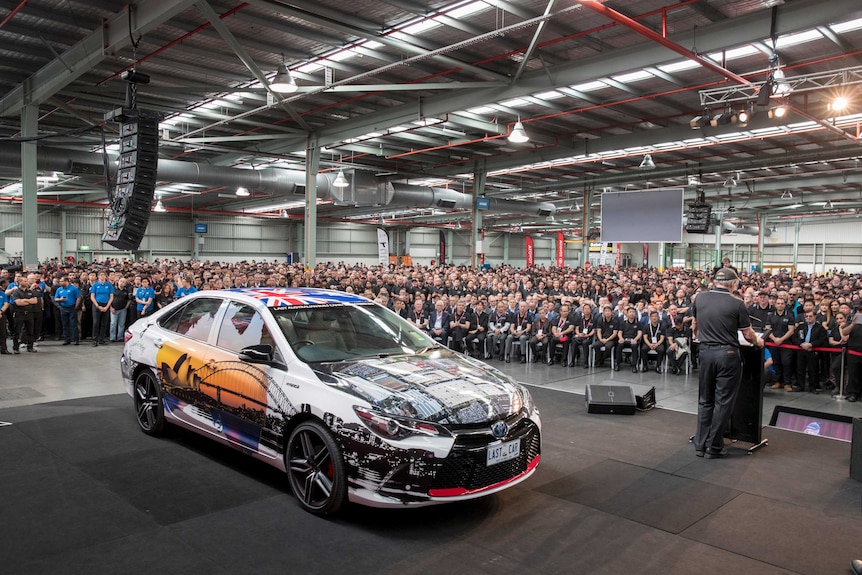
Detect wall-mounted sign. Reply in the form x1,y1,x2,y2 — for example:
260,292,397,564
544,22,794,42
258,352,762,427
476,197,490,211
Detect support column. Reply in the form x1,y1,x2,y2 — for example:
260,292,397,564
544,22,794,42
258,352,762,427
472,162,486,269
713,212,723,267
21,104,38,268
502,232,510,263
304,135,319,269
60,210,67,260
792,219,801,270
581,188,592,267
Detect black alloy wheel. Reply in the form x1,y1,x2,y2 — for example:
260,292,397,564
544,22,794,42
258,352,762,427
134,370,165,436
286,421,347,516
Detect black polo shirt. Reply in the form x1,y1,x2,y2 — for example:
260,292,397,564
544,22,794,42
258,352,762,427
691,288,750,346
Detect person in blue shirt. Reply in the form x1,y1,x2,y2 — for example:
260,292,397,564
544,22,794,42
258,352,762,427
53,275,81,345
174,277,197,299
0,278,10,354
90,270,115,346
135,277,155,317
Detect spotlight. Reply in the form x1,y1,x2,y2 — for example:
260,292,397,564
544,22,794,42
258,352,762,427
271,63,298,93
780,190,792,199
768,105,787,119
710,112,732,127
332,170,349,188
639,154,655,170
236,186,250,197
735,108,751,126
508,119,529,143
690,115,710,129
830,96,849,113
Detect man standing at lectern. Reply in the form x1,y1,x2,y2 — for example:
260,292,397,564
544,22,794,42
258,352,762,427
691,267,764,459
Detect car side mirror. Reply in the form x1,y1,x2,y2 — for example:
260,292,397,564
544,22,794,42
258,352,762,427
239,344,274,364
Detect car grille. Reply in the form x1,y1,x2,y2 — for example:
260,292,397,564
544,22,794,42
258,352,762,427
430,418,540,491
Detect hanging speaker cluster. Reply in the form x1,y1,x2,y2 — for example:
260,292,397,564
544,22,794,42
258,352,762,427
102,109,160,251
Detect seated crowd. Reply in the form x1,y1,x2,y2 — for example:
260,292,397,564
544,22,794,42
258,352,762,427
2,257,862,399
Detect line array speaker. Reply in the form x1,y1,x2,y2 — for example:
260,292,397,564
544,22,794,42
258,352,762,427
102,109,159,251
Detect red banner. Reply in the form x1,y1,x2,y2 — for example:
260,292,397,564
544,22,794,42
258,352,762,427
525,236,534,267
556,232,565,268
439,230,446,265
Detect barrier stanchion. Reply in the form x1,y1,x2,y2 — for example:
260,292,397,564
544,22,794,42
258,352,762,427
835,346,847,401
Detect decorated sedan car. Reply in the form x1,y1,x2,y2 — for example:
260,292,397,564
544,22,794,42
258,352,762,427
121,288,541,515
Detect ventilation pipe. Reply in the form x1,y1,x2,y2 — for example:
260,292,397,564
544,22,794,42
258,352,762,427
0,143,556,217
722,221,770,237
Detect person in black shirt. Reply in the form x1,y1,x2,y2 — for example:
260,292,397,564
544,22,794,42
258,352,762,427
793,309,827,393
692,267,763,458
616,307,643,373
665,316,691,375
748,291,774,332
591,305,619,369
766,296,796,391
640,310,666,373
10,275,39,353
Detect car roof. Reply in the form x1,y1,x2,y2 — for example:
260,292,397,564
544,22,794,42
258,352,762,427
223,287,369,308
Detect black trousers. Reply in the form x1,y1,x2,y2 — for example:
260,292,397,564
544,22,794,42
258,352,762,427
796,350,820,391
0,312,7,351
694,345,743,453
615,339,640,367
92,306,110,341
772,346,795,385
13,310,34,351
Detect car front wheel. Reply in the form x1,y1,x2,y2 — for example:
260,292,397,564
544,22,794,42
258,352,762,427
286,421,347,516
134,369,165,436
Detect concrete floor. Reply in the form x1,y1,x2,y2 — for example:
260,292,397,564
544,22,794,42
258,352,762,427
2,338,860,430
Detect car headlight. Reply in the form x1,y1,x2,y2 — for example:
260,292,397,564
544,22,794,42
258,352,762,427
353,406,452,441
518,385,536,416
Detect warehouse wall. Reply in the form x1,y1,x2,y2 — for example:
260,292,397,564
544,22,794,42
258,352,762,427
1,206,861,272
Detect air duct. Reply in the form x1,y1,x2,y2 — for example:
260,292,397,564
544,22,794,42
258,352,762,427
721,221,770,237
0,143,556,217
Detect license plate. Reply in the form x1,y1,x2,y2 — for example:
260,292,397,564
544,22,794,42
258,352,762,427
486,439,520,466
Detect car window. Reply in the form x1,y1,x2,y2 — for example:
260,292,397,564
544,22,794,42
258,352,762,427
159,297,223,341
217,301,275,353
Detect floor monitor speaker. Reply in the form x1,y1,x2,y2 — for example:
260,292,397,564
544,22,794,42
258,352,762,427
585,384,636,415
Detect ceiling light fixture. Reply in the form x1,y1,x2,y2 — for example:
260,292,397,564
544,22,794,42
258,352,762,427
736,108,751,126
639,154,655,170
280,209,289,218
723,175,738,187
332,169,349,188
690,114,710,129
271,54,298,93
830,96,850,113
153,199,166,212
781,190,793,199
236,186,250,197
508,118,529,143
825,200,834,209
768,104,788,119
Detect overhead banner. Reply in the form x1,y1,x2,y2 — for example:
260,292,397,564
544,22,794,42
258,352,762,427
439,230,446,265
643,243,649,267
377,228,389,265
556,232,565,268
525,235,534,267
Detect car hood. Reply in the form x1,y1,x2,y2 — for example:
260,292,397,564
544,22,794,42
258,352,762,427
315,350,525,425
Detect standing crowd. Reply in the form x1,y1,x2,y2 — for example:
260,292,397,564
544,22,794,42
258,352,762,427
2,257,862,400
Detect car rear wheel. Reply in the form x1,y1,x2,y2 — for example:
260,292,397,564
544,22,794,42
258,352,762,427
286,421,347,516
134,370,165,436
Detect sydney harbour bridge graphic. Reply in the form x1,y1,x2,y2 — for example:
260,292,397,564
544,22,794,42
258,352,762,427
161,353,298,450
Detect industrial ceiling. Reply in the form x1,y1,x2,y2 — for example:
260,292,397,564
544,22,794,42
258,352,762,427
1,0,862,238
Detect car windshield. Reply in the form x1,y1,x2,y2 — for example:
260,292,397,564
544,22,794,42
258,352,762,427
271,302,436,363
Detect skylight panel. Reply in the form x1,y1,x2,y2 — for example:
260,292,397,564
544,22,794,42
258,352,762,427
831,17,862,33
467,105,495,114
297,62,322,74
570,80,608,92
535,90,565,100
400,19,441,36
612,70,653,83
774,29,823,49
447,1,488,19
658,60,700,74
707,45,760,61
500,98,529,107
